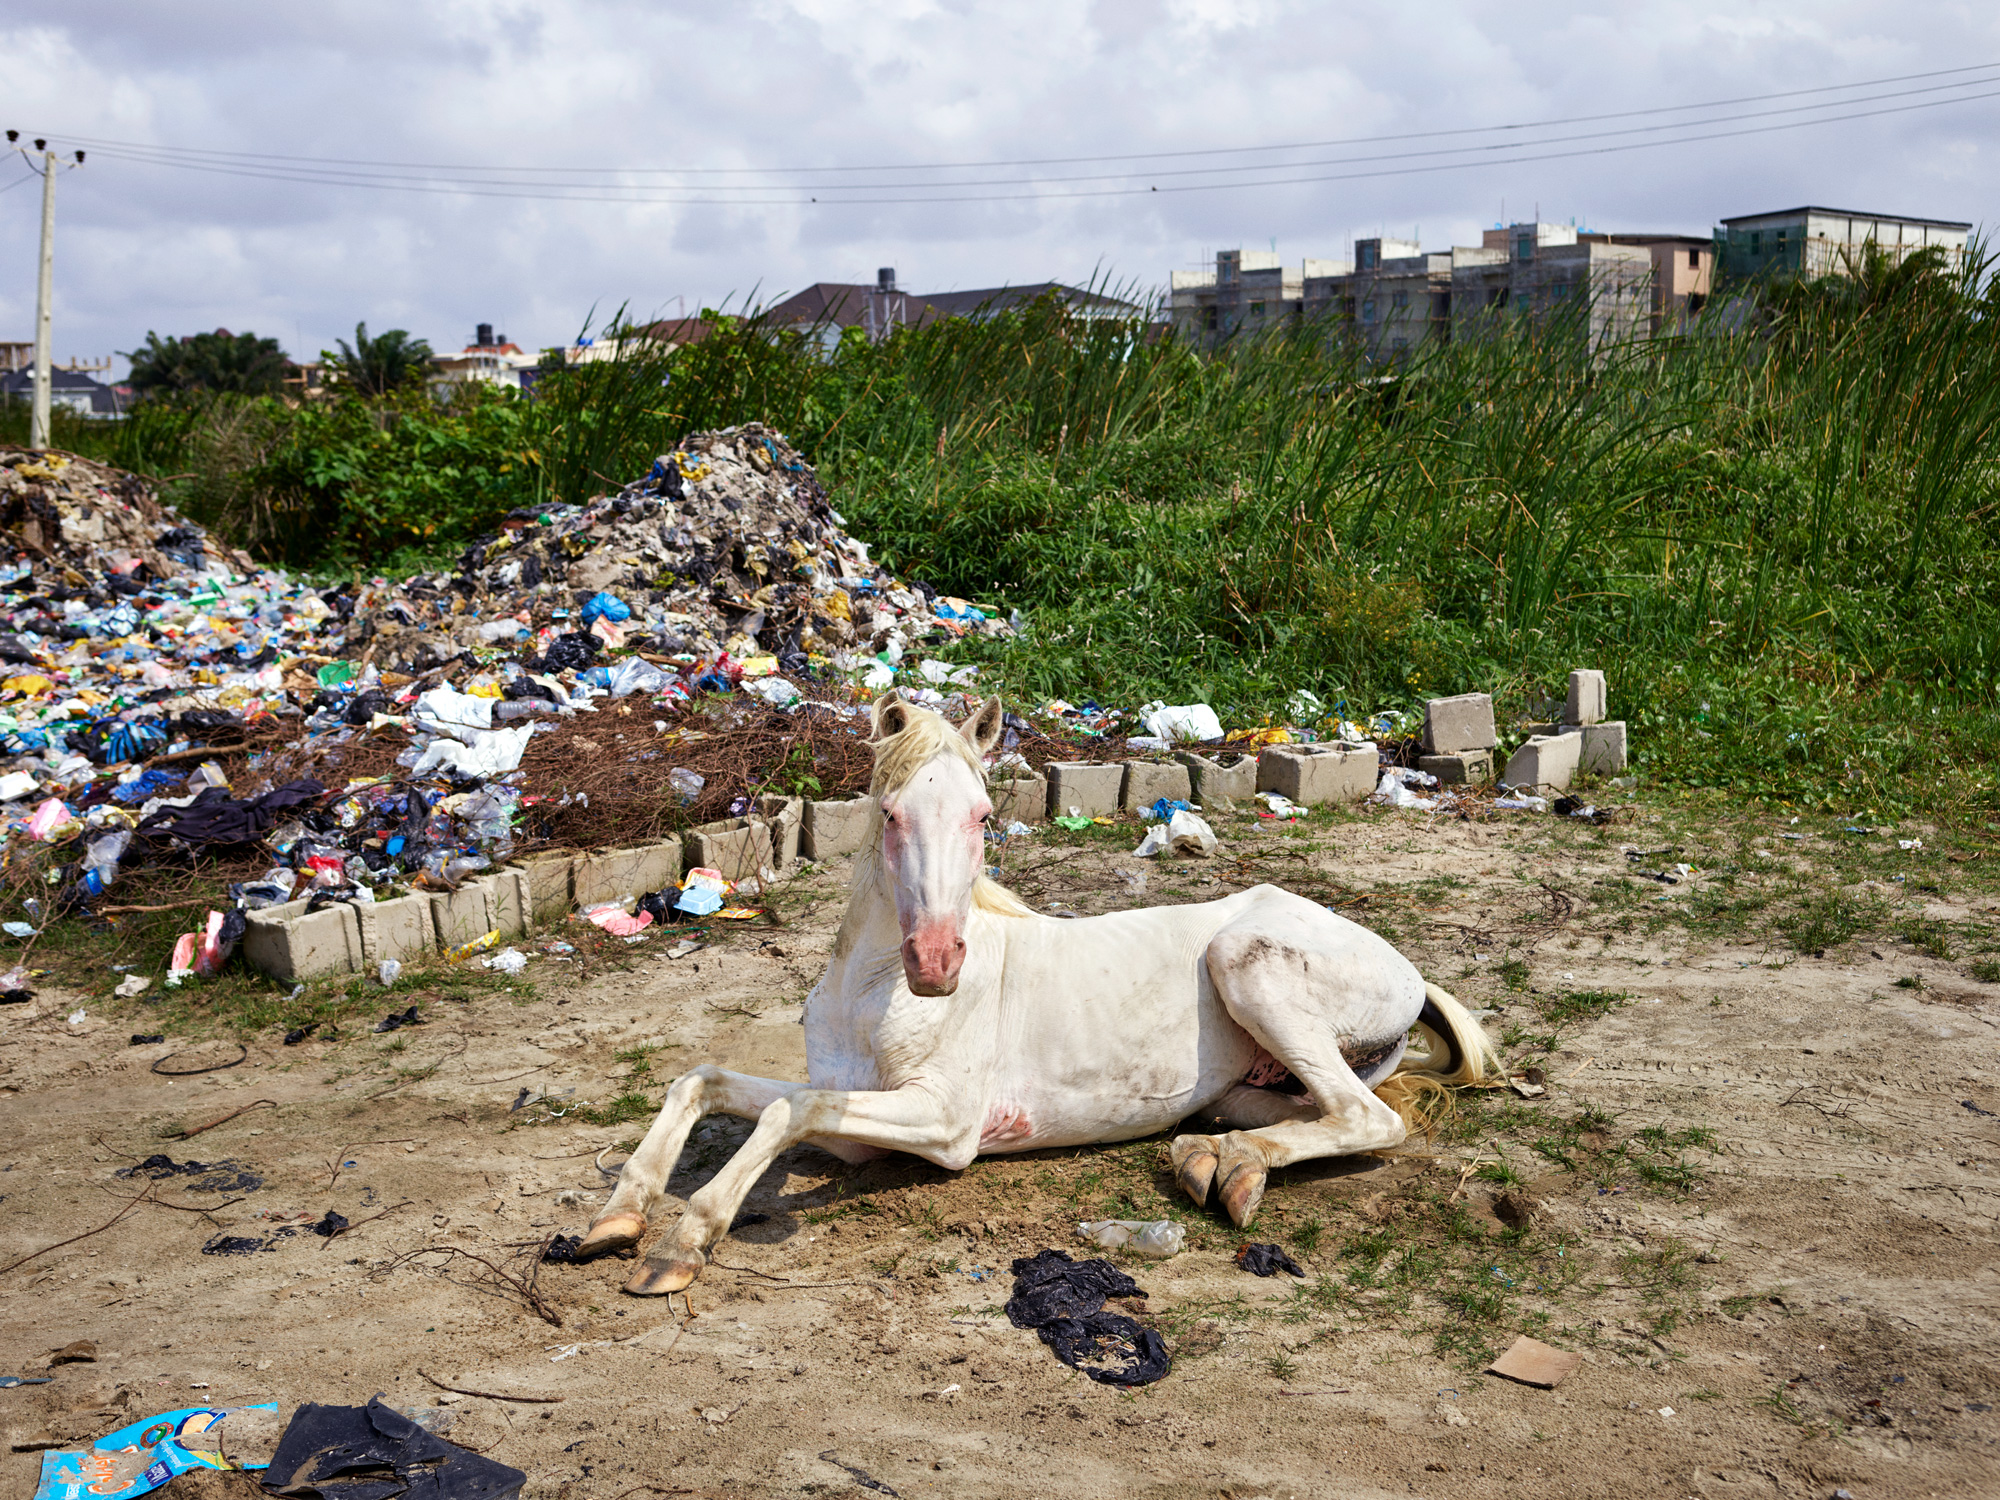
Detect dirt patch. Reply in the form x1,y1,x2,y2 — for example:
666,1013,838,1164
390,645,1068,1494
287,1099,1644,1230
2,797,1997,1498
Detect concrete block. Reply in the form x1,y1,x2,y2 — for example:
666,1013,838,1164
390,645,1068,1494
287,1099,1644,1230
574,840,682,909
755,796,804,869
1575,720,1627,776
1565,670,1606,727
487,866,530,938
989,775,1047,825
357,893,434,965
1422,693,1496,754
1256,742,1378,805
1121,760,1193,812
1177,751,1257,809
243,898,363,981
694,818,775,883
1503,731,1582,792
431,878,499,951
803,797,873,860
522,853,575,927
1418,750,1493,786
1045,762,1123,819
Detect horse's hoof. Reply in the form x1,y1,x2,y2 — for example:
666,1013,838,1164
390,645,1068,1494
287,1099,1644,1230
623,1253,703,1296
574,1212,646,1260
1216,1161,1267,1228
1175,1150,1218,1207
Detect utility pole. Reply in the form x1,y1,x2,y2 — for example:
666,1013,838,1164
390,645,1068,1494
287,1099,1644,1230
30,143,55,450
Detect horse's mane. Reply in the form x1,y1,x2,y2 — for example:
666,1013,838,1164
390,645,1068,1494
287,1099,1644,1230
842,697,1036,930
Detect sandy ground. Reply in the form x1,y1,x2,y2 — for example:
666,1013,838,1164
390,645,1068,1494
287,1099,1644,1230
2,798,1997,1500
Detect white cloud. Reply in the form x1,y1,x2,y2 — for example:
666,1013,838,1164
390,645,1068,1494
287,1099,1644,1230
0,0,1992,373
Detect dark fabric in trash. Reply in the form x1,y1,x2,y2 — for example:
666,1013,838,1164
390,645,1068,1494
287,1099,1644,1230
1005,1248,1141,1327
1034,1312,1172,1387
541,1234,583,1264
265,1395,525,1500
137,778,326,847
1234,1243,1306,1278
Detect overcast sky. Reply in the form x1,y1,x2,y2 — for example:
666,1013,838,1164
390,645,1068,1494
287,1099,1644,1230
3,1,1996,374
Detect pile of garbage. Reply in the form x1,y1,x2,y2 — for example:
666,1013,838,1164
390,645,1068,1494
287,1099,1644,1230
0,432,1039,960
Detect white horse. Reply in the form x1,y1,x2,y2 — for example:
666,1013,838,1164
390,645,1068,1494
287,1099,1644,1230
579,694,1497,1294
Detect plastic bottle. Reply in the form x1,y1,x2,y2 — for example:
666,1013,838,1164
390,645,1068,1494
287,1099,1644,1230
1076,1220,1186,1258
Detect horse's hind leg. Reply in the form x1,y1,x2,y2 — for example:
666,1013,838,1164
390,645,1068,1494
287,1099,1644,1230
1171,1086,1318,1207
576,1066,802,1259
1174,912,1421,1227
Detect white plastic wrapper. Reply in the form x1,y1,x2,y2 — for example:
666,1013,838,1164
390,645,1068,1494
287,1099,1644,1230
1077,1219,1186,1258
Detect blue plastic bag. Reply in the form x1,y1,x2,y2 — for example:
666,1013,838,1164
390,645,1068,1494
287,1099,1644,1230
580,591,631,625
35,1404,278,1500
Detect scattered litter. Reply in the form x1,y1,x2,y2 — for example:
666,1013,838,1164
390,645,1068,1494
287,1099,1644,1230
1005,1248,1170,1386
1899,838,1924,851
541,1234,584,1264
1371,767,1439,811
65,1008,85,1025
1234,1243,1306,1278
373,1005,424,1033
113,974,150,999
377,959,401,988
1486,1334,1582,1389
1493,793,1549,813
666,939,705,959
34,1403,280,1500
129,1033,164,1045
1076,1219,1185,1258
1254,792,1308,819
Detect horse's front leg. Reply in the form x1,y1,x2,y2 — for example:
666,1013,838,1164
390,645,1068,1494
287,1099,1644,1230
578,1065,802,1259
624,1084,964,1295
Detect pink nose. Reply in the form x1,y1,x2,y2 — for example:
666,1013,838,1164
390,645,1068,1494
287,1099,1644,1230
902,923,966,996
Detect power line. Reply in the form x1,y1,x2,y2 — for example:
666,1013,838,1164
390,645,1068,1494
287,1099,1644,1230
72,70,2000,199
22,75,2000,209
33,58,2000,179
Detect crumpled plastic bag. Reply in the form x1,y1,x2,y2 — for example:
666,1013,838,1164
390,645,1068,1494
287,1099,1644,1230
1371,767,1438,811
1140,702,1224,745
1134,809,1216,858
411,725,534,778
412,686,494,738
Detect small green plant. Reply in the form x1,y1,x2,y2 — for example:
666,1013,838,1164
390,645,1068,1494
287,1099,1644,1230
1779,893,1867,957
1538,989,1630,1026
1897,916,1957,961
1893,974,1925,991
1266,1353,1299,1381
1971,958,2000,983
1498,959,1531,991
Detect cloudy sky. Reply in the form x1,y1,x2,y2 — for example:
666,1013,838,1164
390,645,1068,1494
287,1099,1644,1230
3,1,1996,373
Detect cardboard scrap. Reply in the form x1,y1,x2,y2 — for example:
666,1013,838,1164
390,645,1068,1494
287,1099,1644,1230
1487,1335,1581,1389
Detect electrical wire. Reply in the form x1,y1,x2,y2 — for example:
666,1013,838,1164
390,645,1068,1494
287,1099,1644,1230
71,70,2000,199
31,58,2000,179
20,69,2000,208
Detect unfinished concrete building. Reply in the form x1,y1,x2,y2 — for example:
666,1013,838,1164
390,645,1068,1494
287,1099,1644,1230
1716,206,1971,281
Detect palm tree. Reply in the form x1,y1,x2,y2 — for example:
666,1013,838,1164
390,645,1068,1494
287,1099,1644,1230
330,323,435,396
125,329,290,397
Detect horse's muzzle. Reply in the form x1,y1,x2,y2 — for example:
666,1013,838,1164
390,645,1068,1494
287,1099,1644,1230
902,926,966,996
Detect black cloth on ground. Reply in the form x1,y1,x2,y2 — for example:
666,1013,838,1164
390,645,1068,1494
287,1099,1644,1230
1234,1242,1306,1278
136,778,325,847
1004,1248,1142,1327
264,1395,525,1500
1005,1248,1171,1386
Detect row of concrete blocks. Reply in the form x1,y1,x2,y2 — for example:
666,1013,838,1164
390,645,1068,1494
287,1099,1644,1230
243,797,818,982
979,742,1386,823
1419,672,1628,792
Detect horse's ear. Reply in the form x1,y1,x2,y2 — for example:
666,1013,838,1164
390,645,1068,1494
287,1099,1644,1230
960,695,1005,757
871,691,912,740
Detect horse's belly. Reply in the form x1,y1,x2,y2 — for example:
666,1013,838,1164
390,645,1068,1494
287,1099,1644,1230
979,902,1260,1150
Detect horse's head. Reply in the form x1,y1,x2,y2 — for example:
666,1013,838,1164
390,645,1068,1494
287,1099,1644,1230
869,691,1006,996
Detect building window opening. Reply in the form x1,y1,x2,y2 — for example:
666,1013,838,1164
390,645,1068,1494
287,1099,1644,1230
1361,299,1377,323
1250,300,1265,317
1687,247,1701,269
1516,235,1534,262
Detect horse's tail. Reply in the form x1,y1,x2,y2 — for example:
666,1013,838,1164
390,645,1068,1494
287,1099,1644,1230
1373,983,1502,1129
